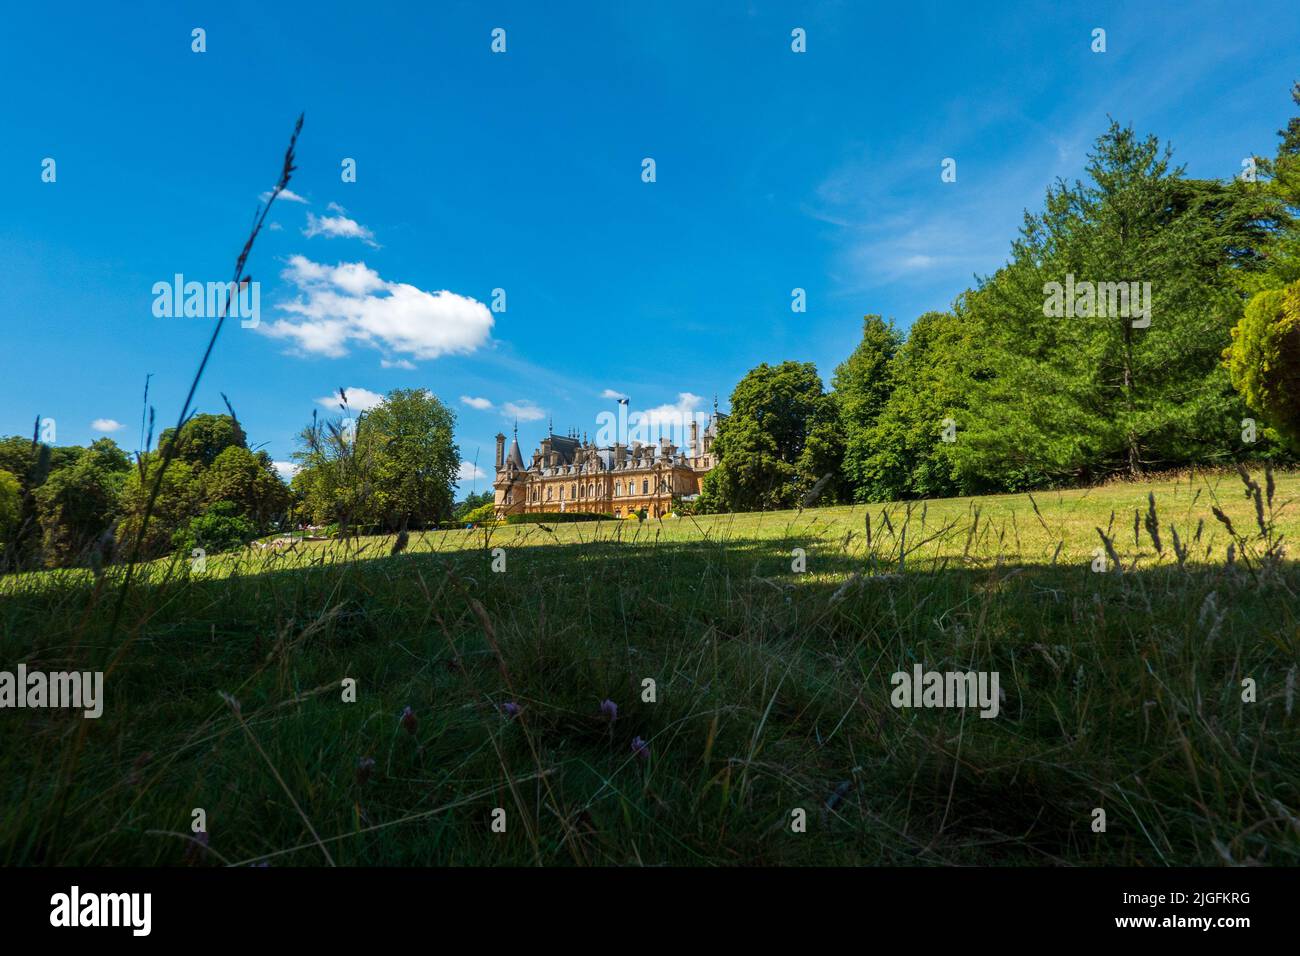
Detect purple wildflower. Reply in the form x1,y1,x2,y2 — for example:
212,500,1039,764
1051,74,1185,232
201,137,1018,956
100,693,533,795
501,701,521,719
600,699,618,722
356,756,376,784
400,705,417,735
631,736,649,760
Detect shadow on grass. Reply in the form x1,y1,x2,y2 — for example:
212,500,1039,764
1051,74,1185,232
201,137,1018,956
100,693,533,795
2,533,1297,866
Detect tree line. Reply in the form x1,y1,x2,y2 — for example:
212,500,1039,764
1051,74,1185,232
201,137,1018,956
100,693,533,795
697,89,1300,513
0,388,465,572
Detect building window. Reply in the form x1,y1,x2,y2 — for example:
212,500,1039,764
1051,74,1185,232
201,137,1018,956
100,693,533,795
642,479,648,494
571,484,577,499
588,483,594,498
546,487,552,501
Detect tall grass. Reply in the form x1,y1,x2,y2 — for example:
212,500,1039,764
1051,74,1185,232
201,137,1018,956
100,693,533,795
2,468,1297,865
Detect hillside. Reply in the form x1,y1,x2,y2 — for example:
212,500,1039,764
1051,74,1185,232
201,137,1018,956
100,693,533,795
2,468,1297,866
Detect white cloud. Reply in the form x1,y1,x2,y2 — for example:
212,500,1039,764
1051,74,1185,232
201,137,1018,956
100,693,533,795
303,211,379,248
327,201,347,214
262,188,309,204
91,418,124,433
601,389,628,400
458,461,488,482
315,387,385,412
381,358,416,370
268,222,283,231
502,400,545,422
638,392,705,428
460,395,494,410
259,255,494,361
273,461,300,481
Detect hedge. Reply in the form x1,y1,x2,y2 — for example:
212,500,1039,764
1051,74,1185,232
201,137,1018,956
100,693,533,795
504,511,613,524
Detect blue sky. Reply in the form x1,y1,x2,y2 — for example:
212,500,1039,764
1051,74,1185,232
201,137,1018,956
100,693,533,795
2,1,1298,494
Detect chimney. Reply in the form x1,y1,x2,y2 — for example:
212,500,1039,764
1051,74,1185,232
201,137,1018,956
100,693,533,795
690,419,699,459
495,433,506,470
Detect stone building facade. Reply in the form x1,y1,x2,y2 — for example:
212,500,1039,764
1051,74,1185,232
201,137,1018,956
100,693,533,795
493,412,724,519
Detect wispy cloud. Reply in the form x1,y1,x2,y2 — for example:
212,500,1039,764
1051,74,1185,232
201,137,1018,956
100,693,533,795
502,400,545,422
458,461,488,482
601,388,628,400
460,395,494,410
262,188,309,204
259,255,494,360
303,211,379,248
273,461,300,481
91,418,123,433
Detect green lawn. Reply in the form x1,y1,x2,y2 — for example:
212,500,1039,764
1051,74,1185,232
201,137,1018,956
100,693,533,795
2,466,1298,865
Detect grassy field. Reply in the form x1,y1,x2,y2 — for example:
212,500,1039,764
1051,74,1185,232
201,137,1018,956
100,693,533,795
2,466,1298,866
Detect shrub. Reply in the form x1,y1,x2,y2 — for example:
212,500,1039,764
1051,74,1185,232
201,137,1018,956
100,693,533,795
463,501,496,524
171,501,259,555
1226,280,1300,449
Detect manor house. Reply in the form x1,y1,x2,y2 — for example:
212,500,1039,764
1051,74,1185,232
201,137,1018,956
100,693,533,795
493,412,724,519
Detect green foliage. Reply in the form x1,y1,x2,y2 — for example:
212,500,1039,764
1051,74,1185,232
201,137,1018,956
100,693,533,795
454,490,494,521
202,445,291,528
32,439,131,567
158,413,247,469
948,122,1278,488
1242,81,1300,292
291,413,370,530
462,501,496,524
116,457,203,560
0,470,20,559
1226,280,1300,447
293,389,459,531
834,315,903,500
854,310,970,500
171,501,259,555
504,510,611,524
698,361,843,512
0,435,94,567
365,389,460,528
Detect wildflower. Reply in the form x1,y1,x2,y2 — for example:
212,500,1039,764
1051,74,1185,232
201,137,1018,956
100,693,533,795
501,701,521,719
356,756,376,784
600,699,618,722
400,705,417,735
631,736,649,760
